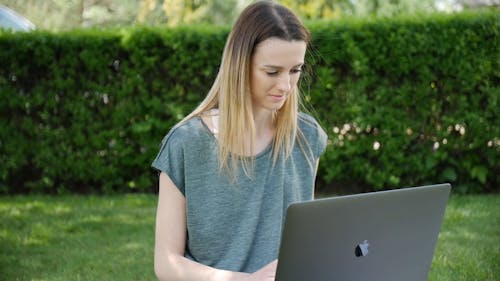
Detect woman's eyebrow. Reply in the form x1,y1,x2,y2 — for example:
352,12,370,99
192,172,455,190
262,63,304,69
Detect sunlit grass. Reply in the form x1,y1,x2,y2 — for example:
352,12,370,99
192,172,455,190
0,195,157,281
0,193,498,280
429,194,499,281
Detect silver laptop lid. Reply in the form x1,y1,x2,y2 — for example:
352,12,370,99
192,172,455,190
275,183,451,281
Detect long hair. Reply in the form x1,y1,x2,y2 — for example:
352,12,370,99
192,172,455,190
181,0,312,178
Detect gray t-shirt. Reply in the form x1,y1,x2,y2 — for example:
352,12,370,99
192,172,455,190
152,112,327,273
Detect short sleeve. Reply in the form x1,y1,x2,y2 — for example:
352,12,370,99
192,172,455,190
315,124,328,158
151,128,186,195
298,112,328,159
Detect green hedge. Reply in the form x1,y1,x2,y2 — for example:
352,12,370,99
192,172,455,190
307,12,499,193
0,11,498,194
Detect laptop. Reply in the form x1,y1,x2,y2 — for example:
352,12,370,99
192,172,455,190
275,183,451,281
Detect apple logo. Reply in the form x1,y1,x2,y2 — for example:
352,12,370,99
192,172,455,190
355,240,370,257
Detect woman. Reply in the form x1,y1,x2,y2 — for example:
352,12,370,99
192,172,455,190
151,1,327,280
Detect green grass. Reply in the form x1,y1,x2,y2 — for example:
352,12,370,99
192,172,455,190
429,194,499,281
0,193,498,281
0,194,157,281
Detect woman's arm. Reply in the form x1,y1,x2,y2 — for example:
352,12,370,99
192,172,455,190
154,172,277,281
154,172,248,281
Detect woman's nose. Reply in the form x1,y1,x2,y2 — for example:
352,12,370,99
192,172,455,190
276,74,292,92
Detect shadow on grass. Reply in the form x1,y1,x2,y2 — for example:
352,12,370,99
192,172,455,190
428,194,500,281
0,195,157,281
1,193,498,281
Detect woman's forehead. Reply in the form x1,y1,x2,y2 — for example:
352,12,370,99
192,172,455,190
252,38,307,67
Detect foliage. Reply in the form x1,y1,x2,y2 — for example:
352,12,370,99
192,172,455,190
138,0,244,26
4,0,495,31
136,0,443,26
307,11,499,193
0,194,498,280
0,11,498,194
349,0,437,17
1,0,140,30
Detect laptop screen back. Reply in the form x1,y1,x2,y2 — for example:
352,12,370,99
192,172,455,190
275,183,451,281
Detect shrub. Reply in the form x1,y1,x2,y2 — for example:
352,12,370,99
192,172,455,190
307,12,499,193
0,11,498,194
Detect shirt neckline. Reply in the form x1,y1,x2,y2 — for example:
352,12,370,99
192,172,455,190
196,116,274,160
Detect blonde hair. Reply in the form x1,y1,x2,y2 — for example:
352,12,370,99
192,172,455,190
181,0,312,178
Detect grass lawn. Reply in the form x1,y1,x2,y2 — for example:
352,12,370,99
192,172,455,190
0,193,498,281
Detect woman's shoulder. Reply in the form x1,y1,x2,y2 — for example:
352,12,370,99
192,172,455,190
297,112,328,157
172,117,201,133
298,112,323,132
161,117,207,146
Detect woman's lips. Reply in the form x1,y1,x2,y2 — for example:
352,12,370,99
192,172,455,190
269,94,286,102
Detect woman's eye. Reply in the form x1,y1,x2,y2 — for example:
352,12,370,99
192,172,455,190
265,68,301,76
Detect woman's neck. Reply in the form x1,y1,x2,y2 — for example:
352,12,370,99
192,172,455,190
252,108,276,148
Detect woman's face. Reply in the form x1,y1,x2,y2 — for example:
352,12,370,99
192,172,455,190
250,37,307,113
